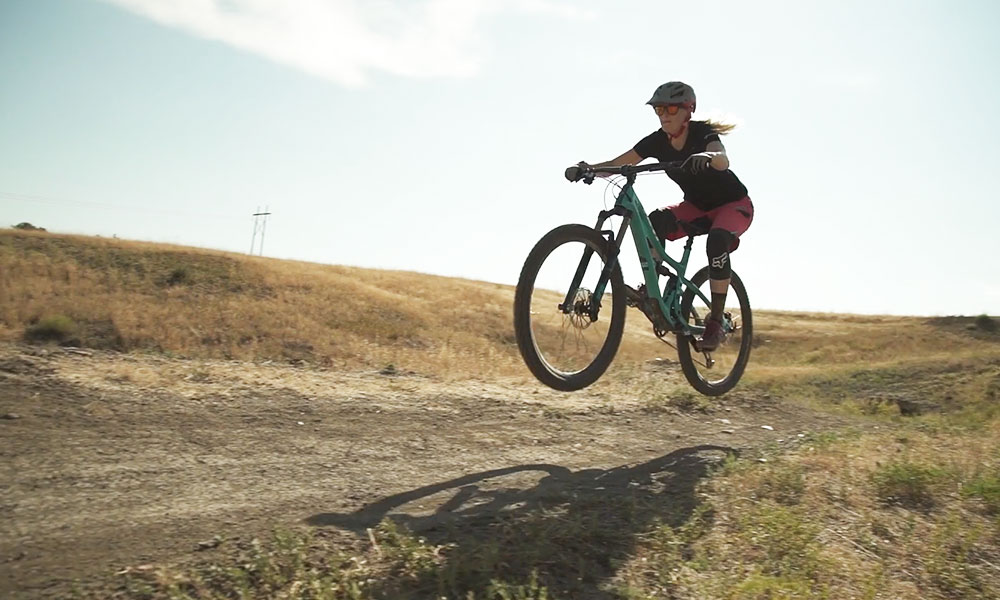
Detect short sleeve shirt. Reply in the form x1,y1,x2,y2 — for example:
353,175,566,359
633,121,749,211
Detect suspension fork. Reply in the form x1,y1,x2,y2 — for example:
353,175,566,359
559,206,631,320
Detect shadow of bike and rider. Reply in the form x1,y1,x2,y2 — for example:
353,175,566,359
307,444,736,599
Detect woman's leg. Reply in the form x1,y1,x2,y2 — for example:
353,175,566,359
699,197,754,349
649,201,708,245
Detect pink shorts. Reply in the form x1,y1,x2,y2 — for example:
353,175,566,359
662,196,754,242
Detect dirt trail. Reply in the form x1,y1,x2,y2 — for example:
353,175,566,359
0,344,854,598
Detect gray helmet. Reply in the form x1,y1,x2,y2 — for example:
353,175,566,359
646,81,696,111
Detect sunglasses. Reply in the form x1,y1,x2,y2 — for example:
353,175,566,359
653,104,686,116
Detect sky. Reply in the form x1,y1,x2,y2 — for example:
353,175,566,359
1,0,999,316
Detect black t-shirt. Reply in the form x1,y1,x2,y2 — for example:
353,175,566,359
633,121,749,211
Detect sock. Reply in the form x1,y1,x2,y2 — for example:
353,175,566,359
710,291,727,321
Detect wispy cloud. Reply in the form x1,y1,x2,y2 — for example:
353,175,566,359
102,0,593,87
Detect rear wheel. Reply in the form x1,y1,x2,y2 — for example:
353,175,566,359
676,267,752,396
514,224,626,391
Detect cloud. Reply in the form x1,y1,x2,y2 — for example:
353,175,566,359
101,0,593,87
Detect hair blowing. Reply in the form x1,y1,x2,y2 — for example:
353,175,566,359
699,119,737,135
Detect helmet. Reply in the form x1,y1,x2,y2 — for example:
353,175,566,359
646,81,696,112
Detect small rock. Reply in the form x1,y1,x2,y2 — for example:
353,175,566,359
296,421,304,426
196,536,223,551
719,418,731,424
2,413,22,420
761,425,774,431
797,433,805,438
721,429,735,434
757,458,768,463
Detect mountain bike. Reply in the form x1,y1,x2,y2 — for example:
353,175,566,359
513,161,752,396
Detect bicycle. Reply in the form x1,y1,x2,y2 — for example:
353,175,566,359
513,161,752,396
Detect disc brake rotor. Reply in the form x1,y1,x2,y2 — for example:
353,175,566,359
567,288,593,330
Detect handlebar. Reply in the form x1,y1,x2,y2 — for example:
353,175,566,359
565,161,686,184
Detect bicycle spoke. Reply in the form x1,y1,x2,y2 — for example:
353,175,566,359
528,241,614,376
679,275,751,390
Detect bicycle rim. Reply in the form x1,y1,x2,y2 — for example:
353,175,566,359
515,225,625,390
677,269,752,395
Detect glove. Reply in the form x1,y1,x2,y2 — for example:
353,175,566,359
564,161,590,182
682,153,712,174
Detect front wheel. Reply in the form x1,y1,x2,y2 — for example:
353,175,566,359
513,224,626,391
676,267,753,396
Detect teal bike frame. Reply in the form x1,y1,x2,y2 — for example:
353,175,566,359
560,164,713,337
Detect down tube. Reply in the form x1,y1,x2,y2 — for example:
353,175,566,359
622,189,671,312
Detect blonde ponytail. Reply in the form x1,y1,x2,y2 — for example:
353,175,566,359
700,119,737,135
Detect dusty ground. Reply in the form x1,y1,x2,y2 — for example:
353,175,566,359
0,344,856,598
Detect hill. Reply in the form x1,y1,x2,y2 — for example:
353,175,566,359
2,228,995,383
2,228,999,600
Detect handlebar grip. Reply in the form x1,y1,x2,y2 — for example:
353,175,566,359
564,165,583,182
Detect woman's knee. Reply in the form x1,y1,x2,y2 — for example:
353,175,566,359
648,208,678,241
706,228,735,280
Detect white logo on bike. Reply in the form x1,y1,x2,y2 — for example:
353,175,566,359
711,252,728,269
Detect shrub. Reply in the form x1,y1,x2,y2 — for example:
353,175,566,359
974,314,997,332
165,266,191,286
758,464,807,505
24,315,77,343
962,472,1000,514
12,222,46,231
872,461,948,508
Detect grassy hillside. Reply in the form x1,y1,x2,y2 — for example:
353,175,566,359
3,228,994,379
4,228,1000,599
0,229,537,377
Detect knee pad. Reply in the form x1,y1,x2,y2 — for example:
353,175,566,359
706,228,735,280
648,208,678,242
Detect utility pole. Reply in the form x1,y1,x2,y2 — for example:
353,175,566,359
250,206,260,254
257,205,270,256
249,206,272,256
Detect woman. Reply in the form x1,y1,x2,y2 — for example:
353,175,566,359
571,81,753,351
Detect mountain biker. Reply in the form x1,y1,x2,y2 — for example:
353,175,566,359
567,81,753,352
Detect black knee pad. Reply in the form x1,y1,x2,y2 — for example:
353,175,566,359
706,228,735,280
648,208,678,242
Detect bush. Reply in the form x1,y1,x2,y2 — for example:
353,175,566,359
974,314,997,332
166,266,191,286
872,461,948,508
12,222,46,231
24,315,77,343
963,472,1000,514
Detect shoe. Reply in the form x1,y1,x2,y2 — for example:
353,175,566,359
698,317,726,352
624,284,644,307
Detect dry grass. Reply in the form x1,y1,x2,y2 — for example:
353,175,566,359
7,229,994,384
614,424,1000,600
8,228,1000,599
0,230,537,378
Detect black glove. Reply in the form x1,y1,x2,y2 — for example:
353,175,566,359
682,153,712,174
564,161,590,182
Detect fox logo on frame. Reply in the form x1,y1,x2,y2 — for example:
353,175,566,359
711,252,729,269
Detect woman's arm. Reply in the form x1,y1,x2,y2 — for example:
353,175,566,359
705,140,730,170
587,149,642,170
